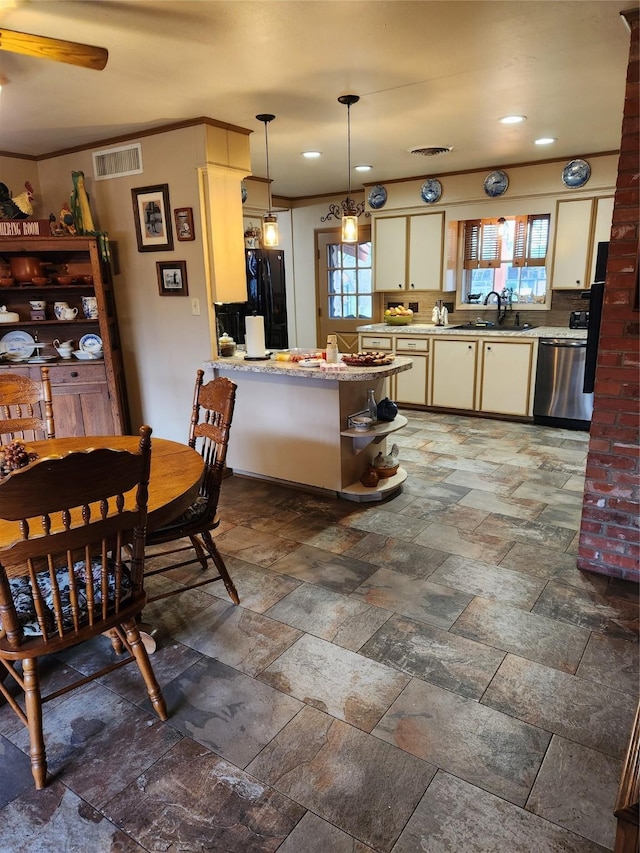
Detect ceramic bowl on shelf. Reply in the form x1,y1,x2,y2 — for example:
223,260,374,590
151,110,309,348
55,275,74,285
31,277,50,286
0,278,14,287
352,416,373,432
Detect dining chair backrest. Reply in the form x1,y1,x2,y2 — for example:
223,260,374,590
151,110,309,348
0,425,152,651
0,366,55,442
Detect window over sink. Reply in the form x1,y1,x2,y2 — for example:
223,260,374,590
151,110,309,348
457,213,550,308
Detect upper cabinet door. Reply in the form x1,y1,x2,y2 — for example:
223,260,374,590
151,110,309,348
409,213,444,290
374,216,407,291
551,198,594,289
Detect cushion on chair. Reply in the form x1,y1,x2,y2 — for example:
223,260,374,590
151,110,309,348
153,495,210,533
3,560,132,637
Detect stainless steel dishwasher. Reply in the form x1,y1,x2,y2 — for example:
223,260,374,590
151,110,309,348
533,339,593,430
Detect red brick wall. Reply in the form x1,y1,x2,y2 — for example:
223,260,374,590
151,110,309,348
577,8,640,582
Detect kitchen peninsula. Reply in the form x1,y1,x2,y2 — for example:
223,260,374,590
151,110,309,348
206,355,412,501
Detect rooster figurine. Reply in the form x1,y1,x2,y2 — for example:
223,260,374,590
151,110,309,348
0,181,34,220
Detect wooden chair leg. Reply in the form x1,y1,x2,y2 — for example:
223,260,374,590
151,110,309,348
200,530,240,605
22,658,47,789
107,628,126,655
121,619,168,721
189,534,209,571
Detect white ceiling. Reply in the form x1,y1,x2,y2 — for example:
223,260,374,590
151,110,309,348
0,0,633,199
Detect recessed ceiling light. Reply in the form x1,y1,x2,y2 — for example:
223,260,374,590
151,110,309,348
302,151,321,158
354,164,372,172
535,137,557,145
499,115,526,124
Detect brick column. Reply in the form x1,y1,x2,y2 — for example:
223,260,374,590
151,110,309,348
577,7,639,581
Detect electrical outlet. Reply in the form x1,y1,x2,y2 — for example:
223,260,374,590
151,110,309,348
409,302,419,312
191,298,200,316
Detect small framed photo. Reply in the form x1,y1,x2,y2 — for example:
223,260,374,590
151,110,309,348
174,207,195,241
156,260,189,296
132,184,174,252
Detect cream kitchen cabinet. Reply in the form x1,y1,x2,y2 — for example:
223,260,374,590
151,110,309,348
392,336,428,405
430,338,477,409
551,196,614,289
478,339,536,416
374,212,445,292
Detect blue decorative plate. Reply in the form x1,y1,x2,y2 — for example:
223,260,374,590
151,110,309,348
241,181,248,204
79,333,103,353
483,170,509,197
421,179,442,204
562,159,591,188
368,185,387,209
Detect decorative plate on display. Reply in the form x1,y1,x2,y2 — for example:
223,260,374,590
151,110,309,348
0,330,35,359
562,159,591,188
241,181,248,204
79,333,103,353
483,169,509,197
420,179,442,204
368,185,387,209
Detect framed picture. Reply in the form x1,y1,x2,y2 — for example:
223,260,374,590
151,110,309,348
131,184,174,252
156,260,189,296
174,207,195,241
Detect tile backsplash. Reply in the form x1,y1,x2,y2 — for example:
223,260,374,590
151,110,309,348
381,290,587,328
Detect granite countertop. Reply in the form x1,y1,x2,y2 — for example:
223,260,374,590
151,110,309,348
357,323,587,339
206,355,413,382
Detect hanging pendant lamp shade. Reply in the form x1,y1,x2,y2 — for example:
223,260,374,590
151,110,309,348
256,113,279,247
338,94,360,243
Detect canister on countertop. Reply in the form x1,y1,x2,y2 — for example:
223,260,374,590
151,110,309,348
326,334,339,363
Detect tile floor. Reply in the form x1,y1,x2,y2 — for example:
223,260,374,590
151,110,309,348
0,411,638,852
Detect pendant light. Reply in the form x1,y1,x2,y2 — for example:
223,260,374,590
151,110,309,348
256,113,278,247
338,94,360,243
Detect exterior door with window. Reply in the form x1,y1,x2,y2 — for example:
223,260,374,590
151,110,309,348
316,228,378,352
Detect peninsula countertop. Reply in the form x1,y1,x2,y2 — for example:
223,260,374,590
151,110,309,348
357,323,587,339
205,354,413,380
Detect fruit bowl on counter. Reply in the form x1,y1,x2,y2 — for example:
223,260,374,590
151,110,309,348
384,307,414,325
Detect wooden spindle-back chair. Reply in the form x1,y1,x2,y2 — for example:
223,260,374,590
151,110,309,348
0,425,167,789
144,371,239,605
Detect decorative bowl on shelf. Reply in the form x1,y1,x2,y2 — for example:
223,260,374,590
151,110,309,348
55,275,74,285
0,278,14,287
32,277,50,286
385,315,413,326
351,416,373,432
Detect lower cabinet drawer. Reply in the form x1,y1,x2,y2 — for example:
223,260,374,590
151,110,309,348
44,363,107,385
395,337,429,352
360,335,393,350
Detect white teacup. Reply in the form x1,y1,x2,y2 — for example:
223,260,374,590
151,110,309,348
29,300,46,311
60,307,78,320
82,296,98,319
53,301,69,319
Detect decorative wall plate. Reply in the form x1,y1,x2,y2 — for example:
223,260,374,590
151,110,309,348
79,333,103,353
562,159,591,188
368,185,387,209
420,179,442,203
0,330,35,358
241,181,248,204
483,170,509,197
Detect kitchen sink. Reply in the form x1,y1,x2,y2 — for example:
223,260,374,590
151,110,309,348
449,322,496,330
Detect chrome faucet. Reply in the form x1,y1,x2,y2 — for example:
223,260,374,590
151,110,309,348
483,290,505,324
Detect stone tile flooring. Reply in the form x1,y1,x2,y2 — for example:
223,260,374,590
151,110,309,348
0,411,638,852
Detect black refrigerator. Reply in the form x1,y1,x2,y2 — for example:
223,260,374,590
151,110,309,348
214,249,288,351
582,241,609,393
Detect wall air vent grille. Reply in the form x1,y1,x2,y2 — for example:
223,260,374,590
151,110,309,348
92,143,143,180
409,146,453,156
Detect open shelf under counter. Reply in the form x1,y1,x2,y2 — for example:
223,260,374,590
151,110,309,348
340,414,407,439
340,467,408,502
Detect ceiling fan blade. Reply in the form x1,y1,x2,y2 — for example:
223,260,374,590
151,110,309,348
0,28,108,70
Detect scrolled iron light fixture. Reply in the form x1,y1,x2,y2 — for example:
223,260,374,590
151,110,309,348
320,94,367,241
256,113,279,247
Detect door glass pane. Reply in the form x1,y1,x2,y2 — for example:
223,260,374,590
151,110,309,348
328,270,341,294
323,237,373,321
327,244,341,267
358,295,372,318
358,268,372,293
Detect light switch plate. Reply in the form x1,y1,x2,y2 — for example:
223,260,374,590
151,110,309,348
191,298,200,316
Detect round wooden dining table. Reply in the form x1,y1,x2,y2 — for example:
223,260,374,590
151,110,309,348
0,435,205,546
